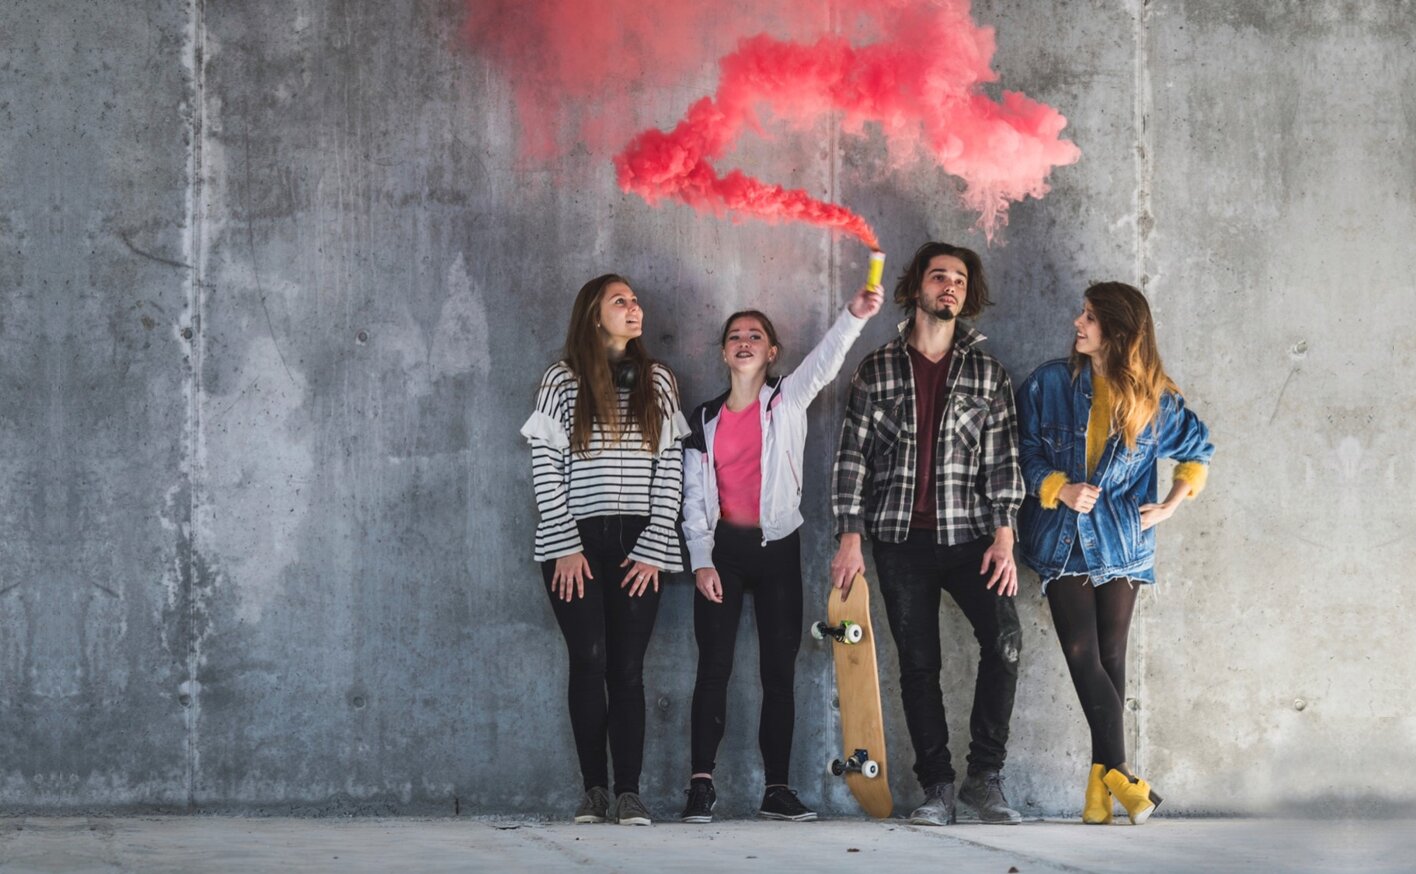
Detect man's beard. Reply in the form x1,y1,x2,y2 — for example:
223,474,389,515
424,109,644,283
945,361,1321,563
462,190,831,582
920,300,957,322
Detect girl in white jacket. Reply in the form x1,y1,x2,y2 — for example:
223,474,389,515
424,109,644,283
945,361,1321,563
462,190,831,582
678,282,882,823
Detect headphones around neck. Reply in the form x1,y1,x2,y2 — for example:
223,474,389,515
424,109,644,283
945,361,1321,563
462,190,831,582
612,359,639,390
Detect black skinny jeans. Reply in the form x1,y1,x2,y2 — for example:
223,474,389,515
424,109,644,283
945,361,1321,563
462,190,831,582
872,531,1021,788
690,524,803,787
542,515,661,796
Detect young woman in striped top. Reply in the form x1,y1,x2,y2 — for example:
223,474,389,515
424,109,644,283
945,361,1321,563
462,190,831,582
521,274,687,827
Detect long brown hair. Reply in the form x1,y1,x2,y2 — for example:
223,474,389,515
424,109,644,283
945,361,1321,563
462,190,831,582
1070,282,1179,449
892,241,992,318
562,274,662,454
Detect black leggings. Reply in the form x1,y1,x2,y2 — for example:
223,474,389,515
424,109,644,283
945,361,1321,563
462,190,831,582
690,525,802,786
1045,574,1140,769
542,516,661,796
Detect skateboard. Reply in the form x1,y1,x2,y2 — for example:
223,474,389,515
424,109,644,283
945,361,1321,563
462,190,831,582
812,572,892,818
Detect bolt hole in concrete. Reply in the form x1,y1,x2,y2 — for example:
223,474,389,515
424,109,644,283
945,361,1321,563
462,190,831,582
656,696,670,712
181,327,193,340
352,696,366,709
356,330,369,344
177,694,192,707
1293,698,1307,711
1291,340,1308,358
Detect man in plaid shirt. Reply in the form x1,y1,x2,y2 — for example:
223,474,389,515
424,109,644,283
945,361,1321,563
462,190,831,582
830,241,1024,826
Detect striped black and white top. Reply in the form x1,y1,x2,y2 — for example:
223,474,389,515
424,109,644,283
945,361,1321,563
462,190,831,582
521,361,687,570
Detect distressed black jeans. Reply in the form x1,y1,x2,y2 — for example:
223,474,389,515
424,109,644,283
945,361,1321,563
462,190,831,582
872,531,1021,788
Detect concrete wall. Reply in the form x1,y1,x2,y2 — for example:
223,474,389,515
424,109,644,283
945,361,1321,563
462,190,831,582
2,0,1411,815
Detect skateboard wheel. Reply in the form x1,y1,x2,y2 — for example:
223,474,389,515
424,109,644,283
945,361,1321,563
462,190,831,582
861,760,880,779
811,622,826,641
830,758,846,777
843,622,864,644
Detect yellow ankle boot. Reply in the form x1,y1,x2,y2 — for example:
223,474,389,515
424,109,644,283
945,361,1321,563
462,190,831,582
1102,768,1162,824
1082,764,1112,824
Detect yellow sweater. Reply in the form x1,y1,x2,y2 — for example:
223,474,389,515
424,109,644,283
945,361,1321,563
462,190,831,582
1039,373,1207,508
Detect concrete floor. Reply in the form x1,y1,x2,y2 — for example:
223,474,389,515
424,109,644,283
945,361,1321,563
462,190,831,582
2,816,1407,873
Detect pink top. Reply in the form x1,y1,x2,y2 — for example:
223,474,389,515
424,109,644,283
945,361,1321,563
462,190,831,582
713,399,763,526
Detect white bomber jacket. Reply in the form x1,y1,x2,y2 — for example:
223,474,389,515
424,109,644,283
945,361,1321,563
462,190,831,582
682,306,867,570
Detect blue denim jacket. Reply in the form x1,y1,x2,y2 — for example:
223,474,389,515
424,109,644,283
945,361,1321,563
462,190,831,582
1016,359,1214,584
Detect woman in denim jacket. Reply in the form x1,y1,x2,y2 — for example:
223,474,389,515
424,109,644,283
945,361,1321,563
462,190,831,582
1016,282,1213,825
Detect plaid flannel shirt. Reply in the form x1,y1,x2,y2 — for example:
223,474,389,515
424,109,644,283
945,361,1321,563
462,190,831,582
832,319,1023,545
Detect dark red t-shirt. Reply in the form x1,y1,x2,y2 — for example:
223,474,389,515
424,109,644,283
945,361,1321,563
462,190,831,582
907,344,952,530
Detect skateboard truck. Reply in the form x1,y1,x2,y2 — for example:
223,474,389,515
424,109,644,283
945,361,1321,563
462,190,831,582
811,619,864,645
830,748,881,780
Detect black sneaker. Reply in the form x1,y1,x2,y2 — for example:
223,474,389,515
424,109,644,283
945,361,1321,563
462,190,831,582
573,786,611,824
681,780,717,824
613,791,652,826
758,786,817,822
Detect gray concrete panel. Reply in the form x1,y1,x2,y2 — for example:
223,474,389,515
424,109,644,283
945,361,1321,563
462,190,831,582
0,1,194,808
1139,0,1416,813
187,0,845,814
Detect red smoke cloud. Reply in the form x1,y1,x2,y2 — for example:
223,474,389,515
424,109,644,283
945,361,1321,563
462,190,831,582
466,1,1080,246
463,0,823,160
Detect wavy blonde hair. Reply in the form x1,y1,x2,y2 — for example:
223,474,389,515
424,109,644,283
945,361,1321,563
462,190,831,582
1070,282,1179,449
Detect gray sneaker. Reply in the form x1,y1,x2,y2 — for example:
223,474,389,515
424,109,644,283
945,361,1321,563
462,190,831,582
908,782,956,826
958,770,1022,824
613,791,653,826
574,786,611,824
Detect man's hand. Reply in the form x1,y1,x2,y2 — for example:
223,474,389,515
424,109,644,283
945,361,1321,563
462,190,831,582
694,567,724,603
830,533,865,599
1059,482,1100,513
980,527,1018,597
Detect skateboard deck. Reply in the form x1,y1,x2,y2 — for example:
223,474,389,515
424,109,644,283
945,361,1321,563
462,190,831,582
816,572,892,818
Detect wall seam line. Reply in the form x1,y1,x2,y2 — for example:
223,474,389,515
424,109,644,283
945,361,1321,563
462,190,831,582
1132,0,1155,775
183,0,208,812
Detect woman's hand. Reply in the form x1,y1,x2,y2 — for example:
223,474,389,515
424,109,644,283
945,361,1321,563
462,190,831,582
1138,502,1174,530
619,558,662,597
848,283,885,319
551,552,592,601
1140,479,1193,530
1059,482,1100,513
694,568,724,604
1139,499,1180,531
